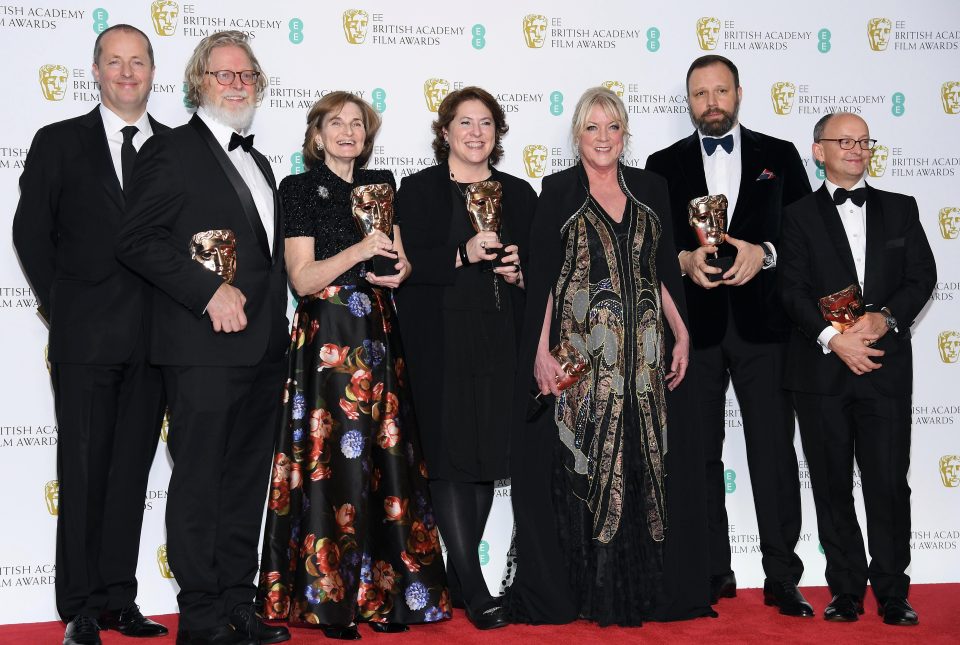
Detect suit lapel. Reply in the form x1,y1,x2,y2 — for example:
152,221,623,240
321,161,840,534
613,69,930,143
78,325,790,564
190,114,271,260
862,184,886,304
250,148,282,266
815,184,859,283
83,107,124,210
730,126,762,234
679,132,709,202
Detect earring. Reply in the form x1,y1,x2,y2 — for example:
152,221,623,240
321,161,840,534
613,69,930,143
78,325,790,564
315,140,324,152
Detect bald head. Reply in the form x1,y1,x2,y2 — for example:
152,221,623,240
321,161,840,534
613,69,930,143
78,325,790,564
813,112,872,188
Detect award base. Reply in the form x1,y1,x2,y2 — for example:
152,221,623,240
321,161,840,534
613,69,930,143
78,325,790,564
371,253,399,277
481,247,508,272
706,255,734,282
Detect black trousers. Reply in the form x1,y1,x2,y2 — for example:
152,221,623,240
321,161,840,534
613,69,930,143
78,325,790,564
794,377,912,600
692,321,803,583
163,359,286,631
52,352,165,621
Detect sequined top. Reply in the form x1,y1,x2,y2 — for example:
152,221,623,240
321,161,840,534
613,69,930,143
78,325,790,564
279,163,396,286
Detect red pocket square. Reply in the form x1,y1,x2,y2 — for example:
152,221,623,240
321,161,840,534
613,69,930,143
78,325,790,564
757,168,777,180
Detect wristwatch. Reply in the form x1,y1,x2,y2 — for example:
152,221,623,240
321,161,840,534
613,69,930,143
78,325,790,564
760,242,775,269
881,307,897,331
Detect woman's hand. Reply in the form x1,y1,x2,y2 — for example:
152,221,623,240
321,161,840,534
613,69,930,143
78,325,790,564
534,345,566,396
464,231,501,264
352,231,397,264
664,333,689,391
365,256,411,289
494,244,522,285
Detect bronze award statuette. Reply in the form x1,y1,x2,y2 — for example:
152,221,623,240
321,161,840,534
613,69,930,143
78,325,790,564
189,229,237,284
465,179,507,270
351,183,399,277
527,339,592,420
819,283,866,332
688,194,734,282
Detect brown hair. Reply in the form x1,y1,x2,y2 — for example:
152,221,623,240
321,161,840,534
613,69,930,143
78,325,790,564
301,92,382,170
430,86,509,166
183,30,267,109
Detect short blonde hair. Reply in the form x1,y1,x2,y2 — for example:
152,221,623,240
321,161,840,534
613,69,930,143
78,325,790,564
570,86,631,152
301,92,382,170
183,30,267,108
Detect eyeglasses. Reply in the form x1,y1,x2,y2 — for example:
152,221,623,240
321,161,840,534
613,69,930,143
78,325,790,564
817,138,878,151
205,70,260,86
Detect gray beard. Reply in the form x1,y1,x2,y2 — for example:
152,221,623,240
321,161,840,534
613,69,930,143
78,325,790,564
691,104,740,137
204,100,255,133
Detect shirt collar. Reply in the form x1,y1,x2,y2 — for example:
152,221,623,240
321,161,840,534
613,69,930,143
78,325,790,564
196,106,247,151
99,103,152,137
824,176,867,200
697,123,741,151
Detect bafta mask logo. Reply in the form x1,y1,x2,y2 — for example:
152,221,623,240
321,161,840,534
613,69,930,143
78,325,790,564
423,78,450,112
867,17,892,51
688,194,728,247
939,207,960,240
940,455,960,487
157,544,174,578
939,331,960,363
150,0,179,37
867,144,889,177
189,229,237,284
160,408,170,442
44,480,59,516
343,9,369,44
351,183,395,236
771,81,797,115
522,144,548,179
465,180,503,234
941,81,960,115
38,64,69,101
696,17,721,51
522,14,547,49
602,80,625,98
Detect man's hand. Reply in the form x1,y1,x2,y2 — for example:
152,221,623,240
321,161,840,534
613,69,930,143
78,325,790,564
828,329,884,375
680,245,723,288
206,282,247,333
845,312,889,339
719,235,765,286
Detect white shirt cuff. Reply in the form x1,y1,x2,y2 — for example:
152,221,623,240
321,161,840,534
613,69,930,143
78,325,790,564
817,326,839,354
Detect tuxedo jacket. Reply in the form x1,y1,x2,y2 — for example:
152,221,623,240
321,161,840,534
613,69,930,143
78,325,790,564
116,114,288,366
779,184,936,396
12,106,168,364
645,126,812,348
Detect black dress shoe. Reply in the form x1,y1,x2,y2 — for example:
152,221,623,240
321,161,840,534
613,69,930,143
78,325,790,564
763,579,814,617
175,625,255,645
101,604,169,637
465,603,508,630
878,597,919,626
368,622,409,633
64,616,101,645
823,593,864,622
320,624,361,640
709,572,737,605
229,603,291,643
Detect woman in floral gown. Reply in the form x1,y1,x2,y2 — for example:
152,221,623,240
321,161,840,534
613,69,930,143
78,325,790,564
257,92,449,640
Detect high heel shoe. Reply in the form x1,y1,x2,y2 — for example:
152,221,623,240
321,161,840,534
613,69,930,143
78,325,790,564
368,623,409,633
320,624,361,640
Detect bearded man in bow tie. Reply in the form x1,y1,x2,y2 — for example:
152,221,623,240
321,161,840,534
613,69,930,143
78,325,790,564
778,112,935,627
646,55,813,616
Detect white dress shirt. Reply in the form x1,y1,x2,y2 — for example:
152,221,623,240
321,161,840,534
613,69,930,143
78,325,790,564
699,124,742,225
99,104,153,189
817,178,868,353
196,107,275,256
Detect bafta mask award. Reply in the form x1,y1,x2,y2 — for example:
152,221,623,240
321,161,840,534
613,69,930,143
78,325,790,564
189,229,237,284
465,180,506,270
527,339,592,420
351,183,398,277
688,194,733,282
819,283,865,331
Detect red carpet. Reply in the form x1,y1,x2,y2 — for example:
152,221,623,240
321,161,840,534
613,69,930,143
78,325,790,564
4,584,955,643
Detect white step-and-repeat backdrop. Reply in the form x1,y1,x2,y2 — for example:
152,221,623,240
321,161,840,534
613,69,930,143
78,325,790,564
1,0,957,625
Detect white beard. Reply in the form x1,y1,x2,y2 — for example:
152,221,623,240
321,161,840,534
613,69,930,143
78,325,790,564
204,98,256,132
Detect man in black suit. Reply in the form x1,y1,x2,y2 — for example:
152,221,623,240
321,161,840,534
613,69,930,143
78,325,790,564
779,112,935,626
646,55,813,616
13,24,169,645
116,31,289,645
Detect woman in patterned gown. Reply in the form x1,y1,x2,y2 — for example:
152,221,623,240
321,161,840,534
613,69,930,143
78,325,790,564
505,87,715,626
257,92,449,640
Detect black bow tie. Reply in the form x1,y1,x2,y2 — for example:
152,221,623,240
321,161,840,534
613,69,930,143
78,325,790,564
702,134,734,156
228,132,254,152
833,186,867,207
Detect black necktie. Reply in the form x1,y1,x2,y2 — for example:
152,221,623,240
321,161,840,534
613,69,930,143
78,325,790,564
229,132,254,152
120,125,138,189
702,134,734,156
833,186,867,207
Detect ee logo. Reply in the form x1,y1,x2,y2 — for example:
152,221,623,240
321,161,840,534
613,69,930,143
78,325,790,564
891,92,905,117
550,91,564,116
291,151,305,175
92,7,108,34
371,88,387,113
478,540,490,565
472,24,486,50
646,27,661,52
723,469,736,494
817,28,831,53
289,18,304,44
815,159,826,181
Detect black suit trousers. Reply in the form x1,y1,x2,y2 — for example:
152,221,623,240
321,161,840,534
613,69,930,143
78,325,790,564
162,358,286,631
52,343,165,620
794,376,911,600
693,313,803,582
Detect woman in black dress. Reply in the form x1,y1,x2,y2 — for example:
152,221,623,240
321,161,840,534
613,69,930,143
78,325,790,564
394,87,536,630
257,92,449,640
